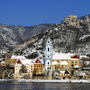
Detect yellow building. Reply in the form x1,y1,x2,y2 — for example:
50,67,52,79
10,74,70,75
34,59,44,75
51,53,81,70
14,59,34,79
51,60,69,70
51,61,59,70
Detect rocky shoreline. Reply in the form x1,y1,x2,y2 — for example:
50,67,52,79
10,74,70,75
0,79,90,83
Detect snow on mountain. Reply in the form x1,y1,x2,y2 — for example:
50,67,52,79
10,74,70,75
79,34,90,40
1,14,90,59
13,14,90,59
0,23,53,58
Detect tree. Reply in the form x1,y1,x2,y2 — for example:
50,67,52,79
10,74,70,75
26,52,38,59
19,65,27,73
24,74,30,79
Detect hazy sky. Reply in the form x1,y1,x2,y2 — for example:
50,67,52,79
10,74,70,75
0,0,90,26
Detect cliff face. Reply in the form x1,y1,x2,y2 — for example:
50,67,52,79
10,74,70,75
14,15,90,59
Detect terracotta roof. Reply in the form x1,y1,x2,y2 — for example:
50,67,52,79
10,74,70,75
16,59,34,65
35,59,42,63
70,54,79,59
17,59,21,64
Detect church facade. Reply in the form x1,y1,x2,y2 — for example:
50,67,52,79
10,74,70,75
44,38,81,72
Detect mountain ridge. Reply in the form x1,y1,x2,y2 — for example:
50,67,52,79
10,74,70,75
1,14,90,59
13,14,90,59
0,23,54,58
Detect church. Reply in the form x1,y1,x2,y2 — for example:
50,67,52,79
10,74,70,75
44,37,81,74
44,37,52,70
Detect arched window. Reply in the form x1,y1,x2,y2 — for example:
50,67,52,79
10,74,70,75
48,62,49,65
48,48,49,51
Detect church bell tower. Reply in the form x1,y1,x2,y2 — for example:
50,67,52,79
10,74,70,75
45,37,52,70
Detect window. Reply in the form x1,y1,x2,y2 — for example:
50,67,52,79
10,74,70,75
48,48,49,51
72,64,74,67
41,65,42,67
48,62,49,65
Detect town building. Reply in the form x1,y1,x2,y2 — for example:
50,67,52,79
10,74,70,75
14,59,34,79
59,70,71,78
51,53,81,70
34,59,44,75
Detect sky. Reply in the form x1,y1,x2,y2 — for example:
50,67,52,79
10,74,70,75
0,0,90,26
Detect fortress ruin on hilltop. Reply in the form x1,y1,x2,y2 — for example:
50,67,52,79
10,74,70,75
64,15,80,26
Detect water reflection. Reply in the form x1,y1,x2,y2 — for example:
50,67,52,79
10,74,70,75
0,82,90,90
